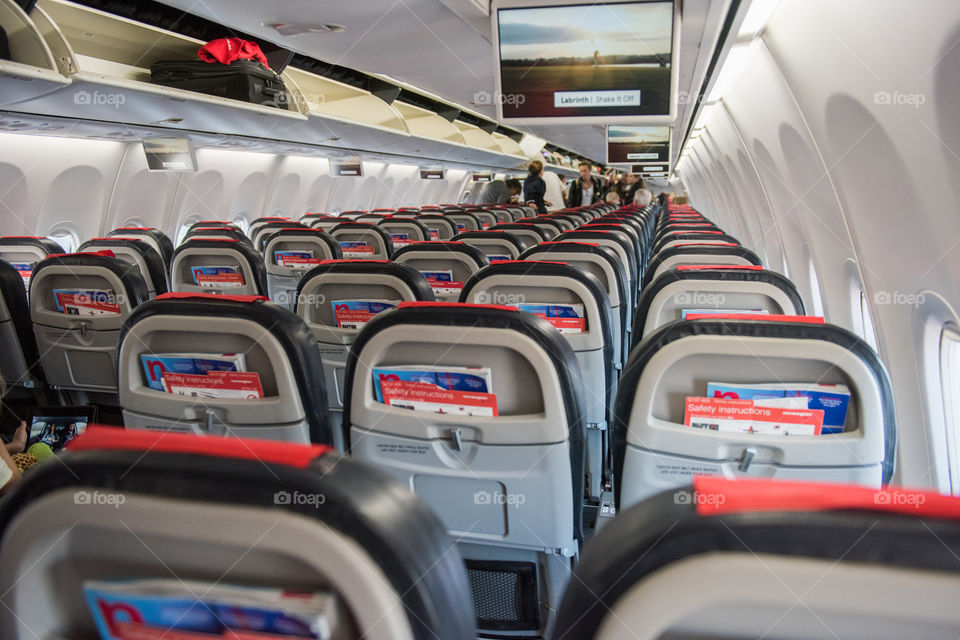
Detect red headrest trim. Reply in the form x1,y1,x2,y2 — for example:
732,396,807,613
541,241,600,247
674,242,739,248
112,227,154,231
684,313,825,323
46,250,116,259
317,259,391,265
692,476,960,520
155,292,268,303
187,238,238,243
669,230,722,235
494,260,568,266
397,301,518,312
67,426,332,469
676,265,763,271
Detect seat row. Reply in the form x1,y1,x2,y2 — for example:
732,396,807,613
0,197,898,638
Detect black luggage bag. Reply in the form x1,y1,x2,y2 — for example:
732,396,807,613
150,59,289,109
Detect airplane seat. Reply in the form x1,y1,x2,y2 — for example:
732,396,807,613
488,206,518,223
451,230,526,262
329,222,394,260
654,222,722,240
0,427,476,640
581,223,646,276
643,244,763,288
613,315,897,510
557,229,639,305
343,302,586,638
252,221,307,254
106,227,174,268
555,210,592,225
520,241,629,370
187,220,237,231
0,259,44,392
376,216,432,248
262,228,343,310
444,211,484,232
415,213,459,240
513,216,565,240
392,242,489,302
554,476,960,640
518,204,536,217
301,214,344,231
543,215,578,231
295,260,435,451
78,237,169,298
118,292,332,444
0,236,66,290
182,225,253,246
170,238,268,296
247,216,290,242
30,252,149,393
488,221,551,248
634,266,806,341
355,213,391,224
460,261,615,503
651,232,740,256
470,208,499,229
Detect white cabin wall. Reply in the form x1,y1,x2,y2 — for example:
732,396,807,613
0,132,482,245
0,133,125,243
677,0,960,490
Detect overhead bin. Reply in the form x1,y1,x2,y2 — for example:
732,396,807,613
0,0,536,170
0,0,71,106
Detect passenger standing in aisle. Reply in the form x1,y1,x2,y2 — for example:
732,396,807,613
523,160,550,215
568,160,604,206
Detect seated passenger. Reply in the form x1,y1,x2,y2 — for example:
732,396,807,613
605,191,621,206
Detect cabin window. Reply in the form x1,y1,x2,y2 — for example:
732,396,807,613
46,227,78,253
175,215,200,245
941,326,960,494
857,288,880,351
232,215,249,234
807,258,825,317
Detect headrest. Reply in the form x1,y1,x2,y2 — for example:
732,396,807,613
155,292,269,303
619,317,896,484
122,294,331,444
393,241,488,266
0,236,67,255
684,313,824,323
32,253,150,308
691,476,960,519
68,426,332,467
296,260,435,304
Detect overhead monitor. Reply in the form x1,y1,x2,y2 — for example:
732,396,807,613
607,125,670,165
142,138,197,172
492,0,679,124
331,156,363,177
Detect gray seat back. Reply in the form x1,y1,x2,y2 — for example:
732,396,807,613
30,253,148,392
613,317,897,509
